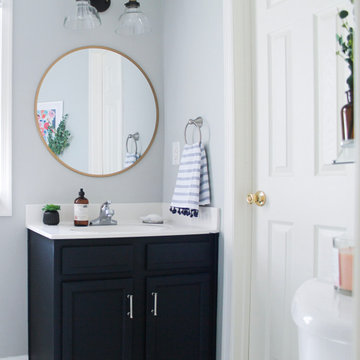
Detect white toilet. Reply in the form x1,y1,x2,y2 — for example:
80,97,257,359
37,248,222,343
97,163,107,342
291,279,353,360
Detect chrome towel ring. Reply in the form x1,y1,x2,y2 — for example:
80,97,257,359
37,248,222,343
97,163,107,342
126,132,140,154
184,117,203,145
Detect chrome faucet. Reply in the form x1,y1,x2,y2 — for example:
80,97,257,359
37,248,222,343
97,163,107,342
90,201,118,226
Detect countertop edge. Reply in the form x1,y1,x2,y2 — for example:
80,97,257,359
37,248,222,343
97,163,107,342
27,224,219,240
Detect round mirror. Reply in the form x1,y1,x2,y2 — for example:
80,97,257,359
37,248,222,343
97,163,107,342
35,46,159,177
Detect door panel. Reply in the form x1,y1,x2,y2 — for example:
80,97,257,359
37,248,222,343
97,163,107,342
88,50,123,174
146,274,212,360
62,279,133,360
250,0,355,359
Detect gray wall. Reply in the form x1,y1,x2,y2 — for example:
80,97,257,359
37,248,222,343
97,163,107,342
38,50,90,172
162,2,225,359
0,0,225,356
0,0,164,356
162,0,225,209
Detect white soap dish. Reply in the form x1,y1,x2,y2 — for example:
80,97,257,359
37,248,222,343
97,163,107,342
140,214,164,224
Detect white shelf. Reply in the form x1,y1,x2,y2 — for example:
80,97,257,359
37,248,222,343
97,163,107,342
332,140,355,165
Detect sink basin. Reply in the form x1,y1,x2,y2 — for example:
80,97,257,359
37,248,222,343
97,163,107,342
70,223,167,235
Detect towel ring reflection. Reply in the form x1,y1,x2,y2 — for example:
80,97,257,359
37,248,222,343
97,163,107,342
126,132,140,154
184,117,203,145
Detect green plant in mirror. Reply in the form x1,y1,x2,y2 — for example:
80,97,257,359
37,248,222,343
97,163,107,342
336,3,353,91
42,204,61,212
48,114,72,156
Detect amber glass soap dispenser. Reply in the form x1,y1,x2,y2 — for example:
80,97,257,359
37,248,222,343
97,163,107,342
74,188,89,226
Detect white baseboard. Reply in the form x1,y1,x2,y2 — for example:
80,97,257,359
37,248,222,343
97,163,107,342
1,356,28,360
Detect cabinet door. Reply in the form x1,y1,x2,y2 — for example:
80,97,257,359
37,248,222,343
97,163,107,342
146,274,212,360
62,279,133,360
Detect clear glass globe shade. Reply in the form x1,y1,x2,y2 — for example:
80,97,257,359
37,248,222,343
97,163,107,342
115,8,151,36
64,0,101,30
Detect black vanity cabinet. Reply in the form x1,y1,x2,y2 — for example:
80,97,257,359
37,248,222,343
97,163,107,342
146,274,211,360
28,231,218,360
62,279,134,360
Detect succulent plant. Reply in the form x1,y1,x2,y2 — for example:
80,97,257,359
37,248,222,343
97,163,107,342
42,204,61,212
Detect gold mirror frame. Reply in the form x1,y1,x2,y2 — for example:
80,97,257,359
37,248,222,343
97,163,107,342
34,46,159,177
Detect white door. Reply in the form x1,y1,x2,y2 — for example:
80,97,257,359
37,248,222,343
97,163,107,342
88,50,123,175
249,0,355,359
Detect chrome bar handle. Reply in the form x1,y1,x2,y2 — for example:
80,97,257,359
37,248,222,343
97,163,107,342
151,292,158,317
127,294,133,319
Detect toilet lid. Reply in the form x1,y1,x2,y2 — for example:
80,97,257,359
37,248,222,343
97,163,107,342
291,279,353,344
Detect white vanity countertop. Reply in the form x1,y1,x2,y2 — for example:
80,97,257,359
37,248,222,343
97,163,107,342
26,203,220,240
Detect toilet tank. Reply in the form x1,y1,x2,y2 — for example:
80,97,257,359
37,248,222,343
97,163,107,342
291,279,353,360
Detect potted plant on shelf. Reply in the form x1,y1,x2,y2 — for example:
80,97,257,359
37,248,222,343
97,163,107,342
336,3,354,145
42,204,61,225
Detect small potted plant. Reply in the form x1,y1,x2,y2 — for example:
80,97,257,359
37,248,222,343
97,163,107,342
336,3,354,144
42,204,61,225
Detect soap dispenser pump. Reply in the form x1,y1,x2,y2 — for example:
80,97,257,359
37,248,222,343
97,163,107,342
74,188,89,226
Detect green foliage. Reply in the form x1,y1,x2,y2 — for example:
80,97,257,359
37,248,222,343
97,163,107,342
336,5,354,90
48,114,72,156
42,204,61,212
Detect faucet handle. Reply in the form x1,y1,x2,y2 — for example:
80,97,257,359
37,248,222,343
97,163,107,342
92,201,117,225
101,201,111,208
100,201,112,216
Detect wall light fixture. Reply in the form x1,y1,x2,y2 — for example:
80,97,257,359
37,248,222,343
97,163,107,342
64,0,151,35
64,0,102,30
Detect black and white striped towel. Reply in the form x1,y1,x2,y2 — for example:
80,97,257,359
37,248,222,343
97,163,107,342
170,142,210,217
124,152,140,168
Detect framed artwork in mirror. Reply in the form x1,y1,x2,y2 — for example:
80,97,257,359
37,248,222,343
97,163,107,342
37,101,63,143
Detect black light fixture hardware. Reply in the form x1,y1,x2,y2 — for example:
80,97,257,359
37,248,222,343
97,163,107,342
124,0,140,8
90,0,111,12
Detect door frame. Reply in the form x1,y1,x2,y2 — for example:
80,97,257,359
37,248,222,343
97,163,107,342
222,1,360,360
354,2,360,359
222,0,254,360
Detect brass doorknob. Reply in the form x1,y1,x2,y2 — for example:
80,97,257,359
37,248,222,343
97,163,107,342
247,191,266,207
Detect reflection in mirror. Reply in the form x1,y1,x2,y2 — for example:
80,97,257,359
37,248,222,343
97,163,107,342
35,47,158,177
